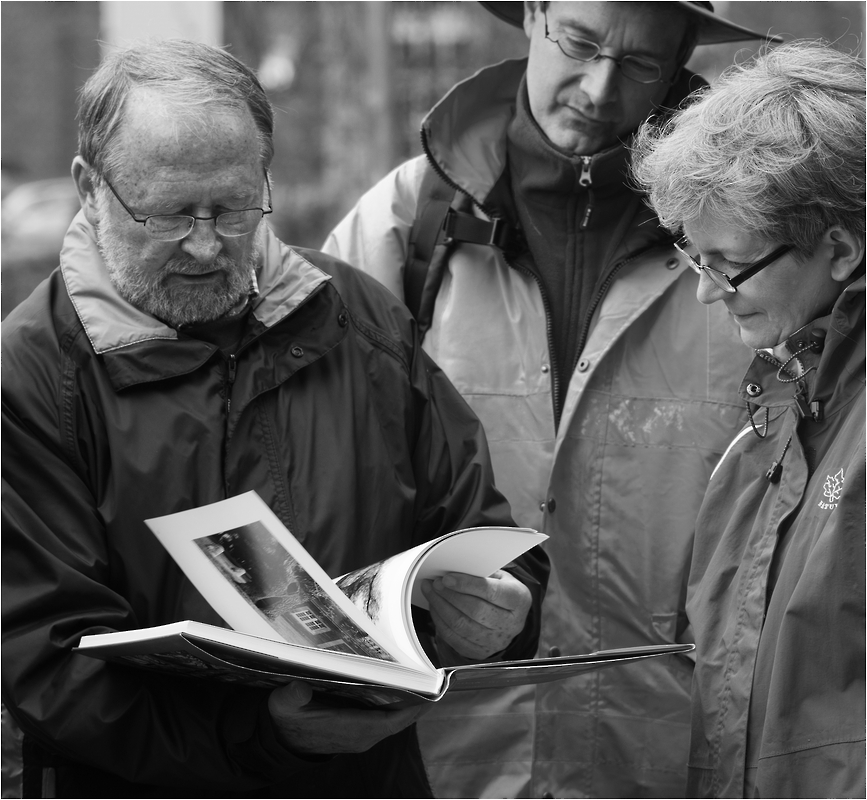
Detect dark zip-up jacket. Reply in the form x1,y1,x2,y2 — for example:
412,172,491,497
1,214,547,797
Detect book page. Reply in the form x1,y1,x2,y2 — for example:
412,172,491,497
147,492,420,670
77,619,445,696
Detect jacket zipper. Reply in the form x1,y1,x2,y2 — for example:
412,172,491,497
579,156,593,229
225,353,237,416
220,352,238,497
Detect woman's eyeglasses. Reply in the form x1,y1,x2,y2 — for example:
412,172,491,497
674,237,792,293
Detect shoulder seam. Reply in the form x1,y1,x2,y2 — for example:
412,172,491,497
344,308,411,375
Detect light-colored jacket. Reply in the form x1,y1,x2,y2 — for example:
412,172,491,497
324,59,752,798
686,278,866,798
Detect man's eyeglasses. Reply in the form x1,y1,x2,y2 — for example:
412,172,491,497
544,9,668,85
101,172,273,242
674,237,793,293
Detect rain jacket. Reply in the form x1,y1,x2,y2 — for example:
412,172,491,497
686,277,866,798
324,58,752,798
1,213,548,798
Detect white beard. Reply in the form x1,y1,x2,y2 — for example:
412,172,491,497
95,191,261,329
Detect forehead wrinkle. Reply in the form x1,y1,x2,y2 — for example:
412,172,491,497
114,87,261,168
550,2,685,61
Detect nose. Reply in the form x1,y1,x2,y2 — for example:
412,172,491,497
695,270,727,306
180,217,222,264
581,56,620,106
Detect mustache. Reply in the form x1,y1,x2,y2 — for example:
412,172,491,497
163,252,237,276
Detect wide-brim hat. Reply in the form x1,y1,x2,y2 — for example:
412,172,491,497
479,2,784,45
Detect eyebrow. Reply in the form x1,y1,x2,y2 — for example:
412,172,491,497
553,17,670,61
705,247,758,265
142,191,259,215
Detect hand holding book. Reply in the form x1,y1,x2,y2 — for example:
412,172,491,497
422,569,533,663
267,680,427,755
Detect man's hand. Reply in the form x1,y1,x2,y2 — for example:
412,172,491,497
268,681,425,755
420,569,532,663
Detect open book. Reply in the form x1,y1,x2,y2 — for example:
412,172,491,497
76,492,693,707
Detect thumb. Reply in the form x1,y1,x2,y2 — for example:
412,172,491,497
270,680,314,711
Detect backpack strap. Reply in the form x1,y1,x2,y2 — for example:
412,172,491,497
404,164,519,340
404,167,456,329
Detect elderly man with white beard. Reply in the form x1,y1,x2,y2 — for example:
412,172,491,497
0,39,548,799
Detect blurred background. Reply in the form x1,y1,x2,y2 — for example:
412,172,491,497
2,1,864,318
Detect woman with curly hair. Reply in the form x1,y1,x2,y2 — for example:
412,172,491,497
632,41,865,798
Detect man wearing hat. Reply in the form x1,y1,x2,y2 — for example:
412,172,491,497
324,3,779,797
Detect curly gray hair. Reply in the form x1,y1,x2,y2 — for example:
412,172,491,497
631,40,865,256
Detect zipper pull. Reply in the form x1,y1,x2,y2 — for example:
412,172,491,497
765,434,793,482
765,461,783,483
793,390,810,418
578,156,592,188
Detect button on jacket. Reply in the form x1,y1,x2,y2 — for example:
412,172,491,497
1,214,548,797
324,58,752,798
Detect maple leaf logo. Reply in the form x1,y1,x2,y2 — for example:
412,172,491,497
823,469,845,503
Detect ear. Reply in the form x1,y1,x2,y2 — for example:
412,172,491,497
824,225,865,283
523,1,542,39
71,156,100,228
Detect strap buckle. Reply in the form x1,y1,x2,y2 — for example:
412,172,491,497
441,210,513,250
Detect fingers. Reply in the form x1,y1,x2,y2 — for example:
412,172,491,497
435,570,513,606
421,573,532,661
422,571,532,625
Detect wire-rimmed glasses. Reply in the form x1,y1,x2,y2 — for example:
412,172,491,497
543,8,668,84
101,171,273,242
674,237,793,293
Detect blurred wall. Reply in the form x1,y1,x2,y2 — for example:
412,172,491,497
2,1,864,318
1,2,100,187
101,1,221,46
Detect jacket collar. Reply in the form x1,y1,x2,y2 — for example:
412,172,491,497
60,211,331,357
740,275,866,411
421,59,527,205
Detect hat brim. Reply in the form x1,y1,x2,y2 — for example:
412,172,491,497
478,2,783,45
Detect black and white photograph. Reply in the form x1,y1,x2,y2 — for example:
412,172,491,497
195,521,396,660
2,2,864,798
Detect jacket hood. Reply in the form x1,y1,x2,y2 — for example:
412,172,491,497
420,57,705,207
59,211,330,356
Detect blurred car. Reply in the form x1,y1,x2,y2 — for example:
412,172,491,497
2,177,81,319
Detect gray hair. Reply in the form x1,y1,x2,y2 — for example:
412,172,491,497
77,39,274,179
631,40,866,255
